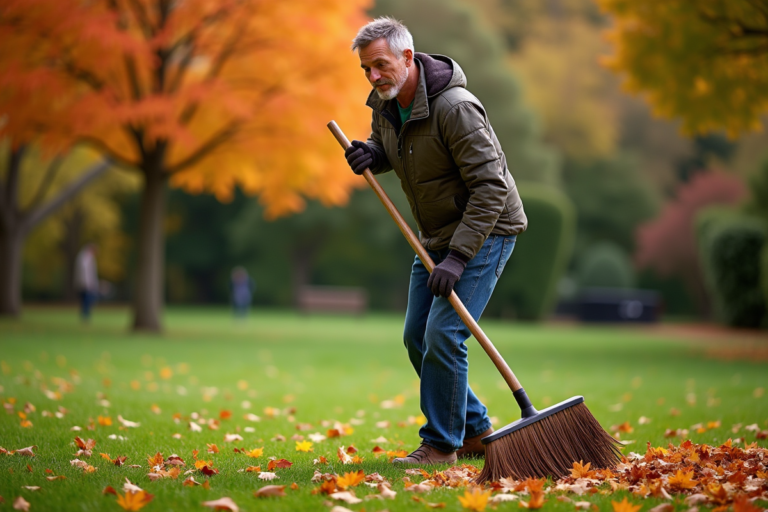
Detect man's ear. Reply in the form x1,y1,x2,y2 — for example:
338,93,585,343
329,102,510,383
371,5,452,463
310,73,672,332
403,48,414,66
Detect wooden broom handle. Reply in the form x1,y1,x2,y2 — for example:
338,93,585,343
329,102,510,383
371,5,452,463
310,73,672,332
327,120,523,393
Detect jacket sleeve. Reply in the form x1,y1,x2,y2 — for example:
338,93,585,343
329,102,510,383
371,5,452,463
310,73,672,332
366,112,392,175
441,101,508,259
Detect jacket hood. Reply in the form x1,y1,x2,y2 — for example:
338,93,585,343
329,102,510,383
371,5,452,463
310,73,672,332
365,53,466,118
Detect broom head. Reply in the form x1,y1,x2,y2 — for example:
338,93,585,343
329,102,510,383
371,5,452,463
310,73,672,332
475,396,622,484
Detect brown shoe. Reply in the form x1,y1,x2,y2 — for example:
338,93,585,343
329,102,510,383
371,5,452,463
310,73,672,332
456,427,494,459
392,443,457,465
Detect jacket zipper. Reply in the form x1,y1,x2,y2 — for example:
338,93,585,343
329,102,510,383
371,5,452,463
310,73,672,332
384,111,430,237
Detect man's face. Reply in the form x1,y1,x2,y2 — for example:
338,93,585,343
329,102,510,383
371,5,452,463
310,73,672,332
358,38,409,100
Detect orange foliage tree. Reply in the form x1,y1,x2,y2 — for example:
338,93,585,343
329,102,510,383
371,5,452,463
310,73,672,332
0,0,372,330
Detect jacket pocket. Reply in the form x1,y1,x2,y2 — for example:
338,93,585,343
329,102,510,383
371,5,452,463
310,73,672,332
417,195,463,235
495,236,516,278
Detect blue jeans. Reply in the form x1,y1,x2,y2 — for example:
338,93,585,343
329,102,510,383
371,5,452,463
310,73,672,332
403,234,516,453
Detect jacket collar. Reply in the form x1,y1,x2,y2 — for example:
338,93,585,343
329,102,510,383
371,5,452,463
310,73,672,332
364,53,462,121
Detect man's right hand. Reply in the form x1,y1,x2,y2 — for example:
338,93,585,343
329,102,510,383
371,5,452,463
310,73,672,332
345,140,376,175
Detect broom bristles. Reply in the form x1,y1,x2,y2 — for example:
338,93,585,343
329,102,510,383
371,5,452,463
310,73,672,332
474,402,622,483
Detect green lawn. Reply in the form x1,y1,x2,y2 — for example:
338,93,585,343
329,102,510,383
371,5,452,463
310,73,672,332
0,307,766,511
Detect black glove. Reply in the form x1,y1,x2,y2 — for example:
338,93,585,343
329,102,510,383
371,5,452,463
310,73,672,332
344,140,376,175
427,251,469,297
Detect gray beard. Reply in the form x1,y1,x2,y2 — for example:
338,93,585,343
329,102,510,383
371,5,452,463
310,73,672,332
375,66,409,101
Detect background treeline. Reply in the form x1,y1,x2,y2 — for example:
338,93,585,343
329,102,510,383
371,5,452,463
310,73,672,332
18,0,768,326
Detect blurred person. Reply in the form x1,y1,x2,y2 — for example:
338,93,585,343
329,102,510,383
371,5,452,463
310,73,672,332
230,267,254,318
74,243,99,321
345,18,527,465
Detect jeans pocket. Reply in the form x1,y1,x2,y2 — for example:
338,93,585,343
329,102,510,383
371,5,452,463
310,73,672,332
495,236,516,278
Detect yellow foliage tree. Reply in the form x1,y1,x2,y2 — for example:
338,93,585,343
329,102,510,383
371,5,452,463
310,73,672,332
22,147,139,300
597,0,768,137
1,0,372,330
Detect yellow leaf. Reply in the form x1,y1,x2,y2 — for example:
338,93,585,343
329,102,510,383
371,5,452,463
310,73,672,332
570,460,596,479
458,487,491,511
247,447,264,458
295,441,313,453
195,459,214,469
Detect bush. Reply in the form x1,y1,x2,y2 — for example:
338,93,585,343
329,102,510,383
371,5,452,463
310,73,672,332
697,210,767,328
576,241,635,289
486,183,575,320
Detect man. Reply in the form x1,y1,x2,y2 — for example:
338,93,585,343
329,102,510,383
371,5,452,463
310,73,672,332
74,243,99,321
345,18,528,465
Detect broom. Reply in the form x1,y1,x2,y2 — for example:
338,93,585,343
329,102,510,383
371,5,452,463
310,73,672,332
327,121,622,483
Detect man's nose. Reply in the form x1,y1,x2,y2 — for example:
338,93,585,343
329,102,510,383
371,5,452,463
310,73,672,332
369,69,381,82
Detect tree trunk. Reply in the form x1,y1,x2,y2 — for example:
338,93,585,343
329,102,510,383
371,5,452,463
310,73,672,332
0,228,24,317
60,206,86,303
132,167,167,332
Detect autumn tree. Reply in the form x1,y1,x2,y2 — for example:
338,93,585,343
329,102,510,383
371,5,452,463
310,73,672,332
0,0,371,330
0,142,112,316
635,172,747,317
21,147,138,302
597,0,768,137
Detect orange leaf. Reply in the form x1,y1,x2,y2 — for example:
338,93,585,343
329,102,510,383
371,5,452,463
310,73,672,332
207,444,220,454
611,498,642,512
336,470,365,490
668,469,698,490
219,410,232,420
116,490,154,511
147,452,164,468
571,461,597,479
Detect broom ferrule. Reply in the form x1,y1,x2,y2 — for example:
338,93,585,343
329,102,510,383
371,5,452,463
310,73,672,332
513,388,538,418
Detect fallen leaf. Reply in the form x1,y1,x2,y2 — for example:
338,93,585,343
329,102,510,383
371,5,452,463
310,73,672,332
46,475,66,481
103,486,118,495
611,498,642,512
259,472,278,481
337,470,365,490
13,445,37,457
295,440,313,452
458,487,491,511
117,415,140,428
22,487,40,492
668,469,698,490
378,483,397,499
330,491,363,504
254,485,286,498
207,444,219,454
571,461,597,479
337,447,353,464
266,458,292,471
13,496,30,511
183,477,203,487
116,490,154,511
223,433,242,443
201,496,239,511
649,505,674,512
246,448,263,458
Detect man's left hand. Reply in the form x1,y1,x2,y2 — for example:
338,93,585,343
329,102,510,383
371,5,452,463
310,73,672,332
427,252,469,297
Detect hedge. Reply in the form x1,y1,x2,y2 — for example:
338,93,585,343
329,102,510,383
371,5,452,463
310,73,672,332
697,209,767,328
486,183,575,320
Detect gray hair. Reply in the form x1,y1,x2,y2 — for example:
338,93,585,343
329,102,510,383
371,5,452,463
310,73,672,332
351,16,414,57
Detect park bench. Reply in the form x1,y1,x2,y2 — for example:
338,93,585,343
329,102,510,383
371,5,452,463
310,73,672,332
297,286,368,315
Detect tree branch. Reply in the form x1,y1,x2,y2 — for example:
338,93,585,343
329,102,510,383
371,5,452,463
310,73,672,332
5,145,26,216
79,135,139,169
20,159,112,234
165,121,240,174
24,153,64,212
125,0,155,38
